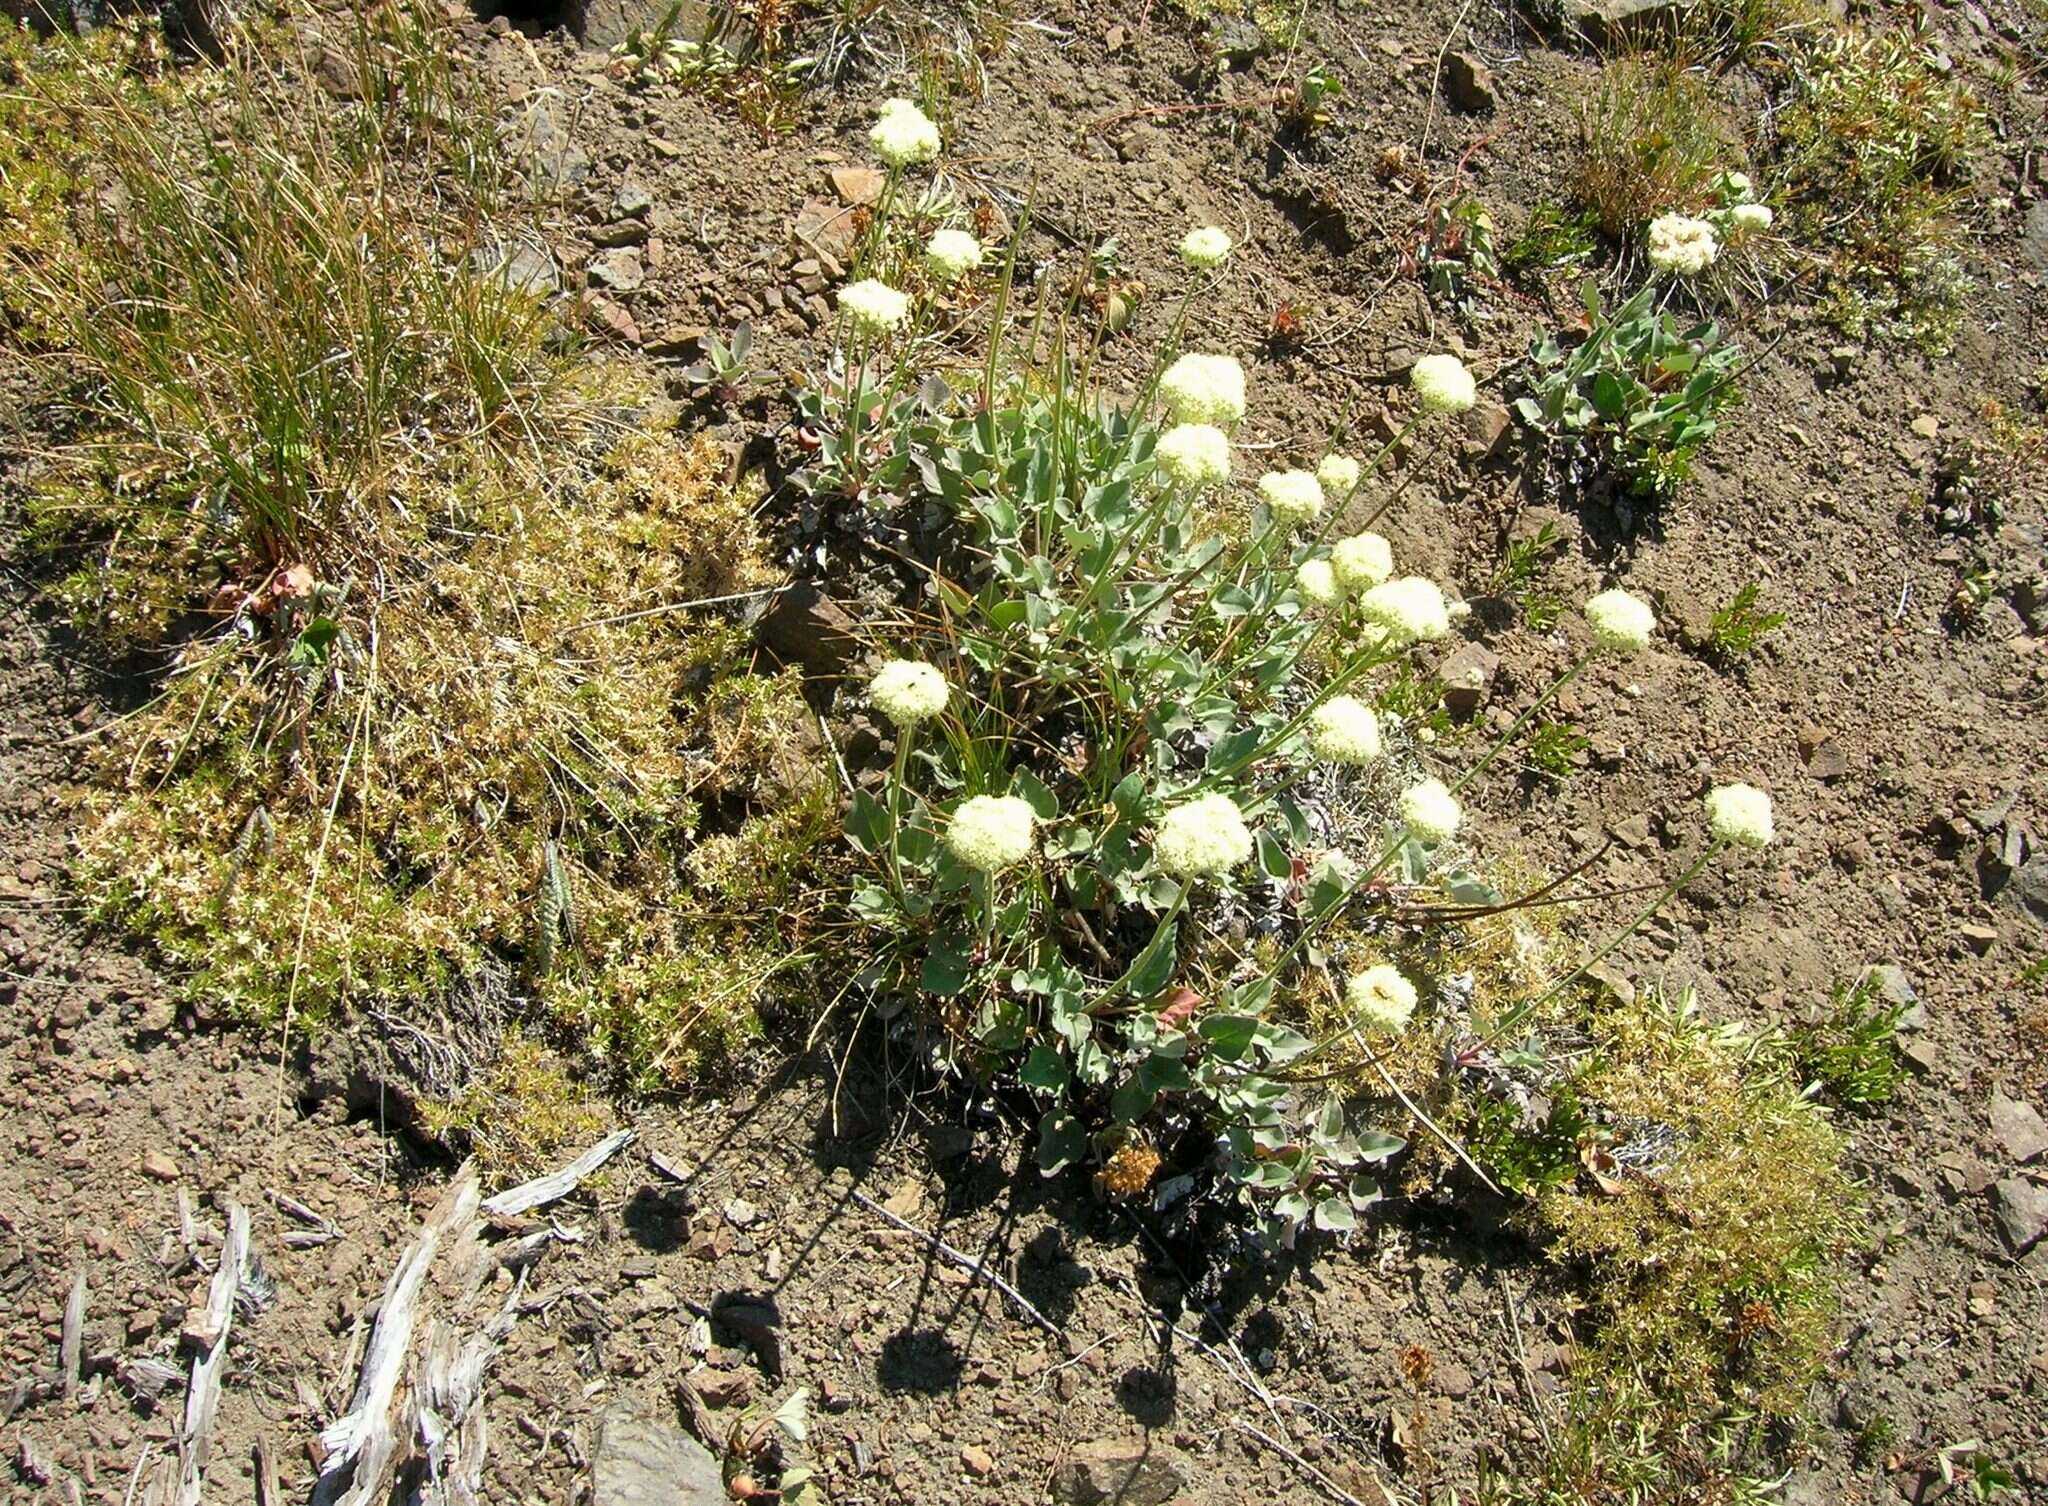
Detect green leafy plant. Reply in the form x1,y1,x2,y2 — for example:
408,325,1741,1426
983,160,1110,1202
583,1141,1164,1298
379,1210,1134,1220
1768,976,1907,1106
1415,193,1499,314
1494,521,1565,630
1503,202,1598,275
1526,721,1590,783
1707,580,1787,660
1517,282,1742,499
680,320,758,401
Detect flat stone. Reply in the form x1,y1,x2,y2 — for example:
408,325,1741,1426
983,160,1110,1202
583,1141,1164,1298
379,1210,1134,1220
1438,642,1499,719
568,0,711,49
590,1400,725,1506
1444,51,1496,112
1052,1439,1185,1506
1558,0,1696,42
1990,1177,2048,1253
1462,401,1511,457
1991,1090,2048,1164
961,1443,995,1477
587,249,645,293
481,239,560,297
755,583,859,677
141,1150,178,1182
793,197,860,263
614,182,654,219
583,294,642,345
1959,923,1998,956
590,218,651,248
828,165,887,206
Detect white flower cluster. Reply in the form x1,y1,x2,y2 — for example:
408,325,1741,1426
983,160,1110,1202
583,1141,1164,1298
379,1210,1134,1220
840,278,909,336
1307,696,1382,765
1256,469,1324,525
1347,965,1416,1035
870,98,941,168
1331,532,1393,592
1180,225,1233,269
1315,453,1361,497
1411,354,1477,414
1155,423,1232,490
1359,576,1450,645
1584,588,1656,654
870,659,948,726
1647,212,1719,275
1296,559,1341,607
925,228,983,280
1159,353,1246,426
1154,793,1252,879
945,794,1038,871
1705,783,1774,848
1400,778,1461,844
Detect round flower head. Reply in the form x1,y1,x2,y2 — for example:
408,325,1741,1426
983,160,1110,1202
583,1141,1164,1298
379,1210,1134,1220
1729,202,1773,235
1705,783,1774,848
839,278,910,337
1583,588,1656,654
1315,453,1361,497
1307,695,1382,765
1296,558,1341,608
1646,212,1719,275
1347,964,1417,1035
1410,353,1477,414
1359,576,1451,645
869,659,948,726
1154,793,1253,880
1179,225,1233,269
1158,353,1247,426
1717,169,1754,201
869,98,942,168
1399,778,1461,844
1331,531,1393,592
945,794,1037,872
1257,470,1324,525
925,228,983,280
1154,423,1232,491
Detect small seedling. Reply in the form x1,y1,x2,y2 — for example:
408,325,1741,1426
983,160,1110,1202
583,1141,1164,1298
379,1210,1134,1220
1707,581,1786,660
1503,202,1598,274
1526,720,1589,783
681,321,757,402
1282,63,1343,135
1774,975,1907,1107
1494,522,1565,630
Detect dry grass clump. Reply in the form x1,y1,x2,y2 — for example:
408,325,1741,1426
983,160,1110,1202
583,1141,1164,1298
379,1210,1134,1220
1572,56,1742,240
8,8,828,1091
418,1032,611,1181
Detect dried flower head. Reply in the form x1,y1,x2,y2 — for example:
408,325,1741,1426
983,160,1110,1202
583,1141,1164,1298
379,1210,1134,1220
1154,423,1233,491
1154,793,1253,879
869,659,949,726
1584,588,1656,653
1257,469,1325,525
1331,532,1393,592
1347,964,1417,1034
1179,225,1233,269
1359,576,1450,645
1647,212,1719,275
1410,353,1477,413
1099,1141,1162,1197
945,794,1038,871
1705,783,1774,848
838,278,910,336
925,228,983,280
1399,778,1461,844
1158,353,1247,426
870,98,942,168
1307,695,1382,765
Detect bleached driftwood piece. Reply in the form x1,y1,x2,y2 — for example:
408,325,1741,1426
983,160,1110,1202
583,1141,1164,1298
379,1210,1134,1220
177,1202,250,1506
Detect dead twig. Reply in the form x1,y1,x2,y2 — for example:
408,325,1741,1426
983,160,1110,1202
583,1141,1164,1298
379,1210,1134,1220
481,1129,636,1217
848,1189,1064,1344
1232,1418,1379,1506
60,1268,86,1400
177,1202,250,1506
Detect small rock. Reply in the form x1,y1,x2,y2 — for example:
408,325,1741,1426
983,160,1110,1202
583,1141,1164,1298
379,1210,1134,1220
643,324,708,360
1558,0,1695,44
613,182,654,219
311,46,361,101
755,583,859,676
1990,1177,2048,1253
1609,814,1652,850
587,249,645,293
1444,51,1496,112
961,1444,995,1477
482,239,560,297
1936,1151,1992,1197
1990,1090,2048,1164
1437,642,1499,718
722,1198,762,1229
141,1150,178,1182
590,218,651,248
1855,964,1922,1030
1958,923,1998,956
1435,1360,1475,1398
583,294,642,345
1898,1038,1937,1075
1798,726,1848,781
1910,413,1940,439
793,197,859,262
689,1368,752,1408
590,1401,725,1506
828,165,887,206
1462,401,1511,458
1051,1439,1185,1506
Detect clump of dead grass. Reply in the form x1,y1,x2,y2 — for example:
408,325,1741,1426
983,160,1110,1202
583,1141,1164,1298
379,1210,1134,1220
1572,55,1743,241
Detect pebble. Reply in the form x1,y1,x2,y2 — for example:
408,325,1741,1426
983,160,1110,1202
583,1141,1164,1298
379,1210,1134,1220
141,1149,178,1182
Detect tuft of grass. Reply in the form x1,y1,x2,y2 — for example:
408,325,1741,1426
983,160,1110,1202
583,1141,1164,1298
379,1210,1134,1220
1765,975,1907,1107
418,1032,610,1182
1706,580,1787,661
1572,56,1741,240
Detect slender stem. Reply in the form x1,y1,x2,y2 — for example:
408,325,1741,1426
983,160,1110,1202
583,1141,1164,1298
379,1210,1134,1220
1487,838,1727,1044
1315,411,1425,545
1093,880,1189,1008
1449,656,1589,797
885,730,914,901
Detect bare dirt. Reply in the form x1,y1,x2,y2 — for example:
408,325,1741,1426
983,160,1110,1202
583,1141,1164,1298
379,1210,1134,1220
4,0,2048,1501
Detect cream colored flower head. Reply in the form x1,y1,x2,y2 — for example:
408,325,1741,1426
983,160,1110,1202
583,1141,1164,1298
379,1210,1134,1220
1359,576,1450,645
1705,783,1774,848
1411,353,1477,414
1159,353,1247,426
1347,964,1417,1035
839,278,909,337
1257,469,1324,525
1716,169,1754,202
1154,793,1253,880
1584,588,1655,654
945,794,1037,872
925,228,982,280
1296,558,1341,608
1400,778,1461,844
870,98,942,168
1307,695,1381,766
1154,423,1232,490
869,659,948,726
1315,453,1361,497
1729,202,1773,235
1179,225,1233,269
1647,212,1719,275
1331,532,1393,592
